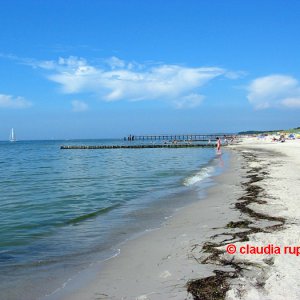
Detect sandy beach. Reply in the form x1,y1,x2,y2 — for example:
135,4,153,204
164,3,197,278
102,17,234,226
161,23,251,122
45,137,300,300
2,2,300,300
225,138,300,300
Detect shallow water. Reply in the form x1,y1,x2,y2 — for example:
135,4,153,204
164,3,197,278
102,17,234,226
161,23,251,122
0,139,227,299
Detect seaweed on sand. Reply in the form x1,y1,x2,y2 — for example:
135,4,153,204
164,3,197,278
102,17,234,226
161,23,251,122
186,271,232,300
186,151,286,300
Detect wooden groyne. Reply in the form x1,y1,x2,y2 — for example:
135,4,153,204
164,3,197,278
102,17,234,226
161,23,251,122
61,144,217,150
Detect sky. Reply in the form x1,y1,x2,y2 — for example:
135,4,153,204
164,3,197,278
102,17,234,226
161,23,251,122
1,0,300,140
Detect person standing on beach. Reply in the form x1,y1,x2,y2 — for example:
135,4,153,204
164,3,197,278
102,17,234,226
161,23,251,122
216,137,221,153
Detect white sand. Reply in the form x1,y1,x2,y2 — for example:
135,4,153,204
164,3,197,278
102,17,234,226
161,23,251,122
226,138,300,300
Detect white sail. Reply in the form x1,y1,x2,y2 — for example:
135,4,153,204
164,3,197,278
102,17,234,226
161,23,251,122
9,128,16,142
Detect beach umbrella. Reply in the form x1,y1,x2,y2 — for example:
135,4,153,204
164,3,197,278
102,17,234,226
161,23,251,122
288,134,295,139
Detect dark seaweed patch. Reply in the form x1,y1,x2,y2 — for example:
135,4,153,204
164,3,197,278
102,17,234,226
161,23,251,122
186,151,286,300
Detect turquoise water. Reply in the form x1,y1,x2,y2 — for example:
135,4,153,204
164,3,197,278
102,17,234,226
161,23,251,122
0,139,226,300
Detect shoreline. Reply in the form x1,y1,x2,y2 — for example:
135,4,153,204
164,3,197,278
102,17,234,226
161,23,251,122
1,144,221,300
188,138,300,300
45,138,300,299
46,149,244,300
187,143,287,299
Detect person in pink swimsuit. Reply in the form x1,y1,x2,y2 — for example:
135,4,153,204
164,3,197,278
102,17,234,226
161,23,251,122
216,137,221,153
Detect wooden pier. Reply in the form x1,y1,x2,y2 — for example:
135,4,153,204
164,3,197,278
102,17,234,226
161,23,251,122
61,143,217,150
125,134,229,141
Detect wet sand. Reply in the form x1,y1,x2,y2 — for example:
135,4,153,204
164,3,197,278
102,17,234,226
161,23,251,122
46,138,300,300
46,150,244,300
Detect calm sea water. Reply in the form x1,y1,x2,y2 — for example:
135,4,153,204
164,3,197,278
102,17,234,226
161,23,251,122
0,139,227,300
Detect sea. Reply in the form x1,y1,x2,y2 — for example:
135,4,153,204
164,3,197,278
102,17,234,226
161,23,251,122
0,139,228,300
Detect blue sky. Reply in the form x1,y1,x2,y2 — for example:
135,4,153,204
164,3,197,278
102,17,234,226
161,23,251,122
1,0,300,140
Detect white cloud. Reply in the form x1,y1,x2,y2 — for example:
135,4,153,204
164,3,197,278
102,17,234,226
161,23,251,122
281,97,300,108
174,93,204,109
0,94,32,109
71,100,88,112
106,56,126,69
34,56,230,108
247,75,300,109
36,60,57,70
225,70,247,79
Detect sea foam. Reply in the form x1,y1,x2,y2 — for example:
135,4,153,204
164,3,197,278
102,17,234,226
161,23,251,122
183,166,215,186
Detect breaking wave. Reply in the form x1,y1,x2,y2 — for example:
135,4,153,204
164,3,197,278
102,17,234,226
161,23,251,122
183,166,215,186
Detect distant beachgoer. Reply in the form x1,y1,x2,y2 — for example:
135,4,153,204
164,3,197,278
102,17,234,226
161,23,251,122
279,135,285,143
216,137,221,153
224,135,228,145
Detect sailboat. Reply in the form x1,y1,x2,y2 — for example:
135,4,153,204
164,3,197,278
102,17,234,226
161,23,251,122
9,128,16,142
